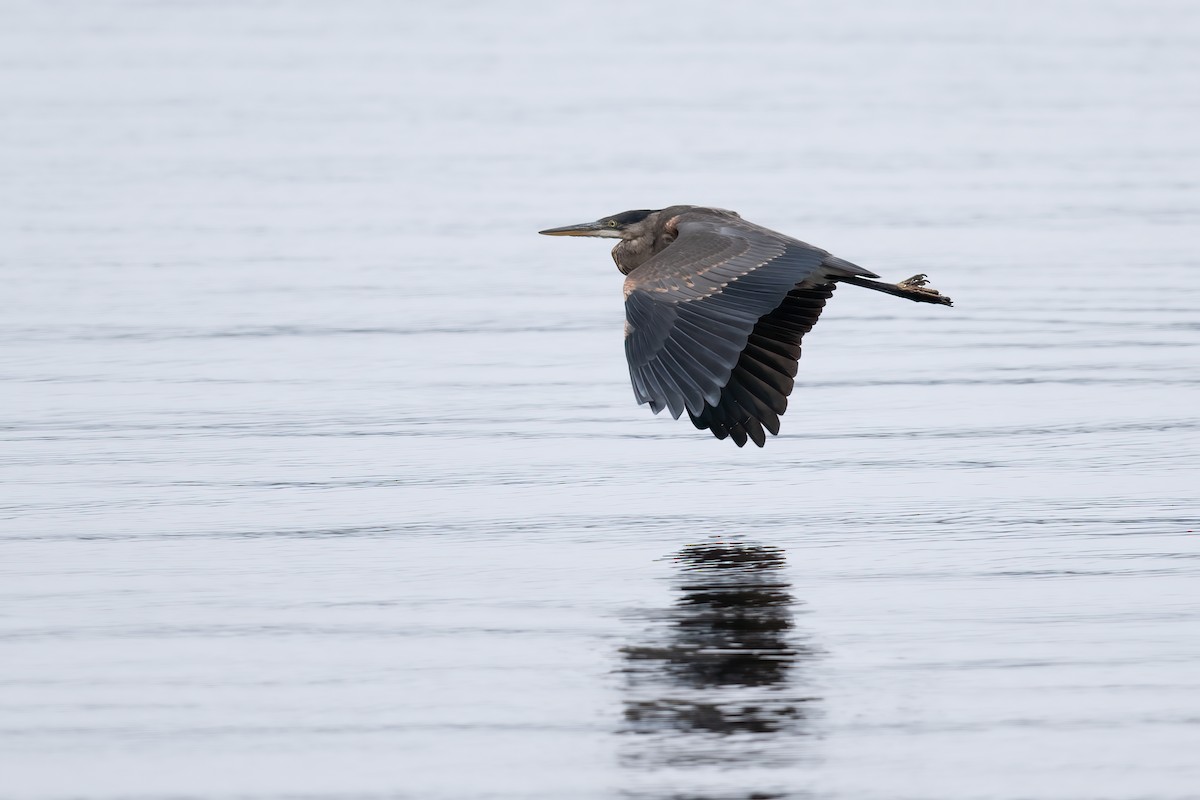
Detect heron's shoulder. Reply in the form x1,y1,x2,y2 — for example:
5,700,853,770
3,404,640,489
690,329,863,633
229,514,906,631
662,206,743,228
667,208,798,244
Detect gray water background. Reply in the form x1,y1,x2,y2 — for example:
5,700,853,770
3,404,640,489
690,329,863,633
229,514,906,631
2,1,1199,798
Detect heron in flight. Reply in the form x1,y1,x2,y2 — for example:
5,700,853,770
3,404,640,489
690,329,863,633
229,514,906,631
539,205,952,447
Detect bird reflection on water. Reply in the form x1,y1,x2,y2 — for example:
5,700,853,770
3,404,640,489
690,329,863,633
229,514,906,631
619,539,818,798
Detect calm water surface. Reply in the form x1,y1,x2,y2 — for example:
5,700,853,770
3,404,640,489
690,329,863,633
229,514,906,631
2,1,1199,798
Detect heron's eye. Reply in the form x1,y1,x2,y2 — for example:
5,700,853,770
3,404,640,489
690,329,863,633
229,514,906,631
607,220,618,228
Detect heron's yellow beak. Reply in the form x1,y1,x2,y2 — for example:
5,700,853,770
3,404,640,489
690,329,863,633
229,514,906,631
538,220,620,238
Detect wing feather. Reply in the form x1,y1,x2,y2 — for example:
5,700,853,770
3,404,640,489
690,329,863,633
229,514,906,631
686,284,836,446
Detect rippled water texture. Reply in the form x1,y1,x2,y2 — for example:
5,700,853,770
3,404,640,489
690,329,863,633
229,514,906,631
2,1,1198,798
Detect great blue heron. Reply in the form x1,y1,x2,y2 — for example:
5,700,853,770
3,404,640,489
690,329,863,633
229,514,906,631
539,205,952,447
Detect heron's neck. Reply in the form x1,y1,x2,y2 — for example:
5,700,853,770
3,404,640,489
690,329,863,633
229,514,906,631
611,234,671,275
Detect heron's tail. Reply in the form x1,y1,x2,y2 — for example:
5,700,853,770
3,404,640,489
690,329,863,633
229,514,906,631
836,273,953,306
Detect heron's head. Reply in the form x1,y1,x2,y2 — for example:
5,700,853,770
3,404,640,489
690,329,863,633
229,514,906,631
539,209,657,240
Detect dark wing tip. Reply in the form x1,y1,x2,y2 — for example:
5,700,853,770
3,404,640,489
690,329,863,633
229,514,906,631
686,283,836,448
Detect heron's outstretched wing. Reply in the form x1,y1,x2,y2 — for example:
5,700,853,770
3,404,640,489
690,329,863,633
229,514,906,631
623,210,876,447
685,283,835,446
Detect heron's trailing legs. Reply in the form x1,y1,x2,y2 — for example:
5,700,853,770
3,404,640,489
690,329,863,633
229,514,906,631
836,273,953,306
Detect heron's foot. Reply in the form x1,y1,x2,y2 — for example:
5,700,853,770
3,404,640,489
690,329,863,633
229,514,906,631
896,274,953,306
